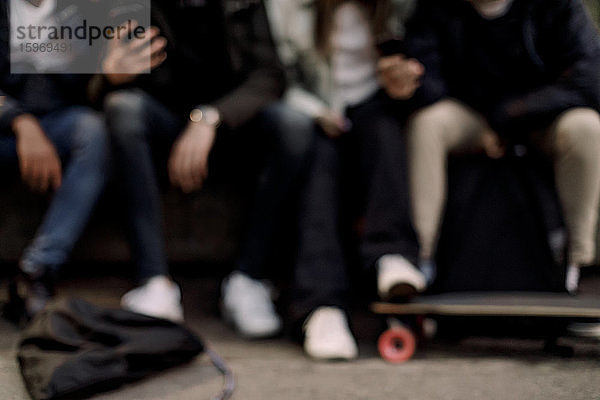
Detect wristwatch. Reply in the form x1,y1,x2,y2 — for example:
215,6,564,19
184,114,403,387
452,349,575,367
190,105,221,127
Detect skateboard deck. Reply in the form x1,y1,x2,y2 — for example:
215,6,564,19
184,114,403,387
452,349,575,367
371,292,600,363
372,292,600,318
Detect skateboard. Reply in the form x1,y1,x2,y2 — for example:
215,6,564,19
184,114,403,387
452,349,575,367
371,292,600,363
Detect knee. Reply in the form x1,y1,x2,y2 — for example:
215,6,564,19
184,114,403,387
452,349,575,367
262,102,316,164
104,89,146,118
104,90,148,142
407,100,457,148
554,108,600,156
70,109,109,156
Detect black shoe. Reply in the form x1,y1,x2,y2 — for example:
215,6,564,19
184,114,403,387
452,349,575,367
3,278,26,325
15,268,56,322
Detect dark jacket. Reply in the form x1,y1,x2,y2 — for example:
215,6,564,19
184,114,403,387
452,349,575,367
215,0,286,128
0,0,96,134
404,0,600,136
91,0,285,130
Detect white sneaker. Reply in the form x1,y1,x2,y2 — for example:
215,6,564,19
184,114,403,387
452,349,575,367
221,272,282,338
303,307,358,361
121,275,184,323
377,254,427,300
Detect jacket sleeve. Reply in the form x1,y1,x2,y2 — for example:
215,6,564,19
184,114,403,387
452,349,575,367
401,0,449,114
0,90,27,135
267,0,328,118
0,5,26,134
487,0,600,135
284,87,328,118
212,1,286,129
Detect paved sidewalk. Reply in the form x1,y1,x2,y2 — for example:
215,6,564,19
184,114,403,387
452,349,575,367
1,275,599,400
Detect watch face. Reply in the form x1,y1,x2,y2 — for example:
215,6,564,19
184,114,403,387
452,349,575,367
190,108,204,123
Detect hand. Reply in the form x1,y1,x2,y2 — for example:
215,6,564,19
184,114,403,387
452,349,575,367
315,109,351,138
101,22,167,86
13,114,62,193
480,128,506,159
168,122,217,193
378,55,425,100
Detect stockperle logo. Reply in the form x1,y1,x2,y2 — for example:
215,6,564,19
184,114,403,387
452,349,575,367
10,0,151,74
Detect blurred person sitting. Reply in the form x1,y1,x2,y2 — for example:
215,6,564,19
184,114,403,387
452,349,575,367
0,0,111,320
267,0,424,360
95,0,307,328
387,0,600,301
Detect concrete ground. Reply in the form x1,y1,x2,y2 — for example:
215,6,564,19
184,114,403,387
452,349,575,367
1,273,599,400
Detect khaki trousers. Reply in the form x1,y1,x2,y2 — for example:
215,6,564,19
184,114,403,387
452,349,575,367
407,99,600,266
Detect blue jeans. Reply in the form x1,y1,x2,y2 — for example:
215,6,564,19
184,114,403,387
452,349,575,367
0,106,110,275
104,89,314,281
104,90,183,282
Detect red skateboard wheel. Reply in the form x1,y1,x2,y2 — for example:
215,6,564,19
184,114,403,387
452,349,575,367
377,327,416,363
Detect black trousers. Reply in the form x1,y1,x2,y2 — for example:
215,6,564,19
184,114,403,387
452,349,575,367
290,92,418,323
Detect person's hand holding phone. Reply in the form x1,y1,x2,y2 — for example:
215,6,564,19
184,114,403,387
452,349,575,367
102,22,167,86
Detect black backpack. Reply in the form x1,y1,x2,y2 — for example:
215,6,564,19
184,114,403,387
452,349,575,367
434,149,566,293
17,297,233,400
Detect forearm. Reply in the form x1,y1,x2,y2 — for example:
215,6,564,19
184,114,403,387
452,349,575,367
215,1,286,129
488,60,600,135
489,89,587,136
213,67,285,129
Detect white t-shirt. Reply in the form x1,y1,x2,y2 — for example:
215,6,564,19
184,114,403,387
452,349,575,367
471,0,514,19
10,0,71,72
329,1,379,112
